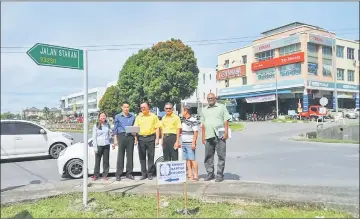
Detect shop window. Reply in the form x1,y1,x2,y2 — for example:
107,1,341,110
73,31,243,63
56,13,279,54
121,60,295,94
337,68,344,81
242,77,247,85
224,60,229,68
347,48,355,60
242,55,247,64
347,70,355,81
225,80,229,87
279,63,301,77
255,50,275,61
308,62,318,75
336,45,344,58
307,43,318,57
279,43,301,56
322,46,332,59
322,64,332,77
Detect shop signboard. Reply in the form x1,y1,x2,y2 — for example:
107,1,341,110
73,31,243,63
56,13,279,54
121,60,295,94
303,94,309,112
256,68,275,80
245,94,275,103
217,65,246,81
308,63,318,75
253,34,301,53
251,52,304,71
307,80,335,89
322,64,332,76
218,78,305,96
308,80,360,91
308,34,334,47
279,63,301,77
332,96,337,110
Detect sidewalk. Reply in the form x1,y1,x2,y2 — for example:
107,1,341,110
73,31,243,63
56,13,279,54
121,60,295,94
1,178,359,216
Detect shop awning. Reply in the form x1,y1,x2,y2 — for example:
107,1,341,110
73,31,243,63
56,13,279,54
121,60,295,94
219,89,292,99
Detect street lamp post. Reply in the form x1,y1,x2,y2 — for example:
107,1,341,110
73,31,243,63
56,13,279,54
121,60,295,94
275,67,279,118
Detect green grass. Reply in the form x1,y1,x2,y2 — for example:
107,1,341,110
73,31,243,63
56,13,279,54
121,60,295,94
0,192,351,218
229,122,245,131
293,137,359,144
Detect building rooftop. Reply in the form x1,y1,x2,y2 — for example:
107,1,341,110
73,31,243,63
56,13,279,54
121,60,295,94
261,22,326,36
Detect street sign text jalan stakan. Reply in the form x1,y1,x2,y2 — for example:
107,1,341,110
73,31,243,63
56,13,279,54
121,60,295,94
27,43,84,70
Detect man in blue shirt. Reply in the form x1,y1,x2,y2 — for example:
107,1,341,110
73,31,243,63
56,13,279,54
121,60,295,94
113,102,136,181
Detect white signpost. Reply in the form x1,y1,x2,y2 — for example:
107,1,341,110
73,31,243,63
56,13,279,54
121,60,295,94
319,97,328,107
318,97,328,125
156,161,187,217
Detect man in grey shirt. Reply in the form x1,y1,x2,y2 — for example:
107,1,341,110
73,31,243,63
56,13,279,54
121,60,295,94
201,93,230,182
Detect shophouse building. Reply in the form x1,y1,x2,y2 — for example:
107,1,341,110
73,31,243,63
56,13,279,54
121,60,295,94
217,22,359,118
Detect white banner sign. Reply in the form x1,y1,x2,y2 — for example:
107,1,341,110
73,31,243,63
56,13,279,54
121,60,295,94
156,161,186,185
245,94,276,103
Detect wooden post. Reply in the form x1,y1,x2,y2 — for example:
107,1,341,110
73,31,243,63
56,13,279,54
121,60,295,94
157,186,160,218
184,182,188,217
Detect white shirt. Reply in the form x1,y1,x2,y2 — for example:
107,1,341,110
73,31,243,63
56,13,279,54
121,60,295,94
181,117,199,143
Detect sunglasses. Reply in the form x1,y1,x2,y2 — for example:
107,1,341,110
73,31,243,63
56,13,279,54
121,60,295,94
207,97,215,100
165,108,172,110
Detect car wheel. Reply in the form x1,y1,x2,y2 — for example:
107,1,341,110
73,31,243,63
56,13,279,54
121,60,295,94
310,116,317,122
154,156,164,174
66,159,83,179
49,143,66,159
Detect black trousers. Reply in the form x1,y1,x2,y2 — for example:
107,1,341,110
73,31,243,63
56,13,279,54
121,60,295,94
94,145,110,177
116,133,135,177
138,134,155,176
204,137,226,177
163,134,178,161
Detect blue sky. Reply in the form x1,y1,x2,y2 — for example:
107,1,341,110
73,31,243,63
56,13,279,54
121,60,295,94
1,2,359,113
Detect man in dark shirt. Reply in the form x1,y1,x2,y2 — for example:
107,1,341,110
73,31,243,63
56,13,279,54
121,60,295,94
113,102,136,181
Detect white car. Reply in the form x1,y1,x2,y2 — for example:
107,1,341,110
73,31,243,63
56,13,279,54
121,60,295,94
1,120,74,160
58,138,181,179
344,109,358,119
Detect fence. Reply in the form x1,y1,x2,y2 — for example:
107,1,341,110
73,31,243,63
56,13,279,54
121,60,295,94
44,122,94,131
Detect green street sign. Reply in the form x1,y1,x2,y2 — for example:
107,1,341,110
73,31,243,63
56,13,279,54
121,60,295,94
27,43,84,70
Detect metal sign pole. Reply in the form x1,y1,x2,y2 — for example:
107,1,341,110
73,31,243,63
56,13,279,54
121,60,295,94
83,50,89,207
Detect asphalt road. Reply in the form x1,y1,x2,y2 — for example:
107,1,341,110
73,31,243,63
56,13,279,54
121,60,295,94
1,121,359,191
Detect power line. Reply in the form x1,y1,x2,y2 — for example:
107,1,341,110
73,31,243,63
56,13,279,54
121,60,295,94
1,29,358,54
1,27,358,50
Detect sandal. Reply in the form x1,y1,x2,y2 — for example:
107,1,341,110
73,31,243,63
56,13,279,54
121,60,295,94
192,177,199,181
187,175,193,180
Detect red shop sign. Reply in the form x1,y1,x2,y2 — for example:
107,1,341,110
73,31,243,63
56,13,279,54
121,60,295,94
251,52,305,71
217,65,246,80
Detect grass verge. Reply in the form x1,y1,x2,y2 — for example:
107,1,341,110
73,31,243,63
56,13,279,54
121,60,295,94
0,192,351,218
292,137,359,144
50,129,91,133
229,122,245,131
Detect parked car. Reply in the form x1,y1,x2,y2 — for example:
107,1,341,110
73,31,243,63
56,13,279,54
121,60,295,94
57,138,182,179
1,120,74,160
344,109,359,119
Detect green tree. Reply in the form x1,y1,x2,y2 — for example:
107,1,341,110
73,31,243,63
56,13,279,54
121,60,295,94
118,38,199,110
43,107,50,120
98,86,122,118
1,112,15,120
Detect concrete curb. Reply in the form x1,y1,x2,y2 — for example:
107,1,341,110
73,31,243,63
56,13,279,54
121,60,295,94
1,179,358,217
271,120,311,123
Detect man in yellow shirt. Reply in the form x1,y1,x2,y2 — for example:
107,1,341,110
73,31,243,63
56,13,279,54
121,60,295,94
134,102,160,180
160,102,182,161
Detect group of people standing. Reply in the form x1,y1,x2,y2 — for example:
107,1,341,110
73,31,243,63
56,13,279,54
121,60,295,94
91,93,230,183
